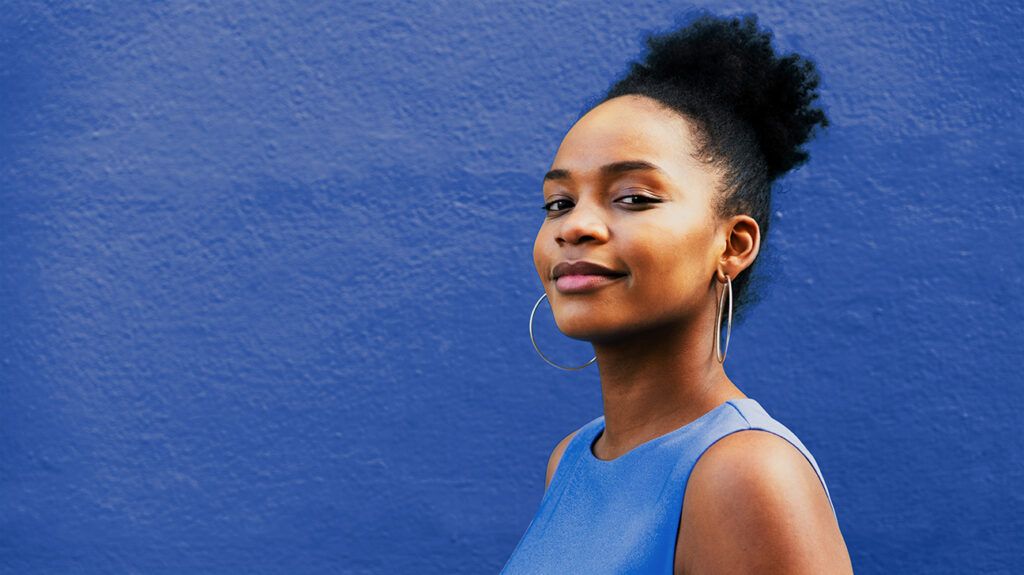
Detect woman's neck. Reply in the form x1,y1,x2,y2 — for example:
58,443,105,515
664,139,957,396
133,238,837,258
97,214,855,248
590,309,746,460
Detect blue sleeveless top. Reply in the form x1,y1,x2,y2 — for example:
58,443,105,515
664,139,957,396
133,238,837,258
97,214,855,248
499,398,837,574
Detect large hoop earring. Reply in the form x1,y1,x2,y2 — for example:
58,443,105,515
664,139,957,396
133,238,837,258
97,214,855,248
529,292,597,371
715,273,733,363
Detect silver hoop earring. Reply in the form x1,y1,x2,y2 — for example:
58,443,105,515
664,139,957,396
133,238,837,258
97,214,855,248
715,274,733,363
529,292,597,371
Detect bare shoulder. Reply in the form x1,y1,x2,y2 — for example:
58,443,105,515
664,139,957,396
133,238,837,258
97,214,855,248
544,429,580,491
676,430,853,575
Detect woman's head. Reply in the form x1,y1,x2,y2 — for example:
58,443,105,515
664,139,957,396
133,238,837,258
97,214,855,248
533,13,827,344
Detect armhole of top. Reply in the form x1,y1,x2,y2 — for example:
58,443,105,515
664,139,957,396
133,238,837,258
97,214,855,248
545,426,585,496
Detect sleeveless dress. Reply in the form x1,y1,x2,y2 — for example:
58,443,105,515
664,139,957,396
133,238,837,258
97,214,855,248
499,398,837,574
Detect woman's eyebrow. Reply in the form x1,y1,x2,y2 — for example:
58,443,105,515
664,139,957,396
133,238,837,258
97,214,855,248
543,160,667,183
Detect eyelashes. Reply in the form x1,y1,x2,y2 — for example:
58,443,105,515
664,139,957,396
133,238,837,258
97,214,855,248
541,194,661,214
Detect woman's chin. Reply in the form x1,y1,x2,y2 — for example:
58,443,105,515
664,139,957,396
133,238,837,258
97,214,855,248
552,318,622,342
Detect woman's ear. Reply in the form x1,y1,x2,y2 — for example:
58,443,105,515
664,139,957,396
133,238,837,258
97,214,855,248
720,215,760,279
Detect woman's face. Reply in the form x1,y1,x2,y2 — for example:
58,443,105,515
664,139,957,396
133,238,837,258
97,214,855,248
533,95,734,343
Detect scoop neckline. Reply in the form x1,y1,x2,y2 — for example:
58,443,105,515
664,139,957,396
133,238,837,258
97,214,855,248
586,399,747,463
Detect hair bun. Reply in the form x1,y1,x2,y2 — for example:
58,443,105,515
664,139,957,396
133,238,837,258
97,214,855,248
614,13,829,180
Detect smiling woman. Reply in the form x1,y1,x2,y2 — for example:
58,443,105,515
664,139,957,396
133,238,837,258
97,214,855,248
502,11,853,575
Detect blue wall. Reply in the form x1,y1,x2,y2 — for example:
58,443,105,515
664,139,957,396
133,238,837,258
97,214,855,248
2,1,1021,573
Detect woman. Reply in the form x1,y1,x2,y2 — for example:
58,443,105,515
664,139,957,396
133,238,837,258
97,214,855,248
501,13,853,575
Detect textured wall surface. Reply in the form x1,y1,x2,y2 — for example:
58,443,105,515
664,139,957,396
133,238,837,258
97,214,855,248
2,1,1021,573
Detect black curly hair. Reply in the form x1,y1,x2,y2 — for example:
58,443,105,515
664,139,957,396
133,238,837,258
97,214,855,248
600,12,829,325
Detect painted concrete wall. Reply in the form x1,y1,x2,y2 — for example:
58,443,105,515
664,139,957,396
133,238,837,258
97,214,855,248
2,1,1021,573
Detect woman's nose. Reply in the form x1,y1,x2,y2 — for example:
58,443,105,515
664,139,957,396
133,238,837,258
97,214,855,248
556,201,610,245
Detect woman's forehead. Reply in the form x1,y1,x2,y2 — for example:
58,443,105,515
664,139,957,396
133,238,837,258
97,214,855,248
550,96,703,182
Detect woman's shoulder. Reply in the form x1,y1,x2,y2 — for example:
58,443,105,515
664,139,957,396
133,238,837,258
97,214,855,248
677,428,851,573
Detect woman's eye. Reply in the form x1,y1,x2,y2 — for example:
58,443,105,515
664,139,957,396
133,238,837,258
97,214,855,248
618,194,660,205
541,199,572,212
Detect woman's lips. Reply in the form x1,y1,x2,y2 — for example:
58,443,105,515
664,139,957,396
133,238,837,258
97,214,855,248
555,274,626,293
